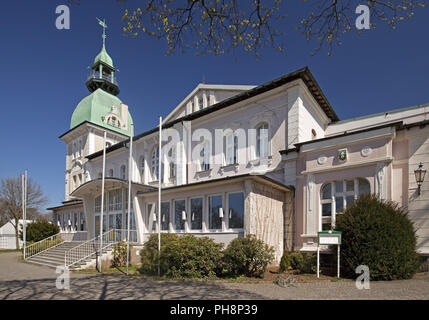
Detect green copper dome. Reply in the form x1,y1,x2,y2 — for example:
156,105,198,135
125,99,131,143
94,46,114,68
70,89,134,136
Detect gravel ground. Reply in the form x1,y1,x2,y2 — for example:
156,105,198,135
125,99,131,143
0,252,428,300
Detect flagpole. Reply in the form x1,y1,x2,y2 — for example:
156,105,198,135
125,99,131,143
23,170,27,255
99,131,107,272
126,125,134,275
158,117,162,277
21,174,25,258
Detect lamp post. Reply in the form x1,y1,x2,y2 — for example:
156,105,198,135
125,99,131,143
414,162,426,196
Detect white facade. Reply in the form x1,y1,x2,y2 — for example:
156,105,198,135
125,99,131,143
50,66,429,262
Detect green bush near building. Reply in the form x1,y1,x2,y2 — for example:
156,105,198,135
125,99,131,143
111,241,130,268
140,234,276,279
336,194,420,280
20,220,60,243
221,235,275,278
280,251,317,274
139,233,223,279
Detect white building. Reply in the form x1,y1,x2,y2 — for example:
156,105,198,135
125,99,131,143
49,30,429,264
0,220,33,249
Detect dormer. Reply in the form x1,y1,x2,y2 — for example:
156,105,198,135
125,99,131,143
164,84,256,122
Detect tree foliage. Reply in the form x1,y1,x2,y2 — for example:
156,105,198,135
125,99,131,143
117,0,426,57
20,220,59,243
299,0,426,56
0,176,47,249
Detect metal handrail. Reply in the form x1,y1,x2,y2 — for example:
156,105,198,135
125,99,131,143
64,229,137,268
24,232,64,260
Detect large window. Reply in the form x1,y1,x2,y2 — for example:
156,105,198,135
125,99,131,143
109,213,122,230
228,193,244,229
190,198,203,230
108,189,122,212
161,202,170,231
174,200,186,231
256,123,269,158
208,195,223,230
321,178,370,230
94,194,107,213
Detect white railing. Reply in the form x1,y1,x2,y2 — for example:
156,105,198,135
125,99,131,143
64,229,138,268
24,233,64,260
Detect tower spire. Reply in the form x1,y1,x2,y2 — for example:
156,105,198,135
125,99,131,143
97,18,108,49
86,18,119,96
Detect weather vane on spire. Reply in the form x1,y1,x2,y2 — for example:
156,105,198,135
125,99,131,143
96,18,108,49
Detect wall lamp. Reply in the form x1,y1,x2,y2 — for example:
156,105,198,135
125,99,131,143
414,162,426,196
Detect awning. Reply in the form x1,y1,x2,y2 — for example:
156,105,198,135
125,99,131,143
71,178,156,198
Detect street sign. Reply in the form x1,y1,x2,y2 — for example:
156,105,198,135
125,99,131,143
317,230,342,278
318,230,342,245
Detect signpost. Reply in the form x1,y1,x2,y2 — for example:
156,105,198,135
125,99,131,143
317,230,342,278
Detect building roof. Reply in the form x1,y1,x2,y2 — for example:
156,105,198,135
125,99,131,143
93,46,114,69
87,67,337,160
137,174,293,195
70,89,134,136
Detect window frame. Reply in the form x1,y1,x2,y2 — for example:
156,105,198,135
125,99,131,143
226,192,245,231
189,197,204,232
255,122,270,159
207,194,223,232
173,199,186,232
320,178,371,230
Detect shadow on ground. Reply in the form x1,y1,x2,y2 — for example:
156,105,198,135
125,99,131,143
0,274,268,300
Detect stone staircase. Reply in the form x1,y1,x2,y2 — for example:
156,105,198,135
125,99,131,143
26,241,110,270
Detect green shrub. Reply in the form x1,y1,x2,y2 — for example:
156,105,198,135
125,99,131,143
301,253,317,274
287,252,316,274
139,234,223,278
222,235,275,278
290,252,304,270
279,251,292,273
20,220,60,242
336,194,420,280
111,241,129,268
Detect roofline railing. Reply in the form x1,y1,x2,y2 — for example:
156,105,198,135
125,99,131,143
87,71,118,86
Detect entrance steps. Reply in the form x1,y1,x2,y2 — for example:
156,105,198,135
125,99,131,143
26,241,110,270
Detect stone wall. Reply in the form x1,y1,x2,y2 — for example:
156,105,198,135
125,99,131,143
245,180,291,262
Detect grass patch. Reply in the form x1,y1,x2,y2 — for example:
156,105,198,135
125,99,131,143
0,249,21,254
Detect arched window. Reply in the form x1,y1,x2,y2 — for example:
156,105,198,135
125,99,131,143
151,146,159,181
168,146,176,180
200,141,210,171
98,172,102,179
120,165,126,180
320,178,371,230
140,156,145,183
256,123,269,158
108,169,114,177
225,133,238,165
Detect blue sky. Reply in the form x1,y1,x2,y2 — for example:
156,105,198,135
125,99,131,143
1,1,428,210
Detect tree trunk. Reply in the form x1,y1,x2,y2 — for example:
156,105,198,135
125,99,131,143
14,223,20,250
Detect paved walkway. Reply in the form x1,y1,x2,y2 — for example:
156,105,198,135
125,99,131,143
0,252,428,300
